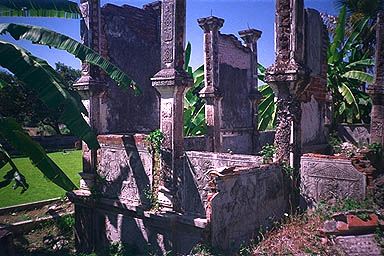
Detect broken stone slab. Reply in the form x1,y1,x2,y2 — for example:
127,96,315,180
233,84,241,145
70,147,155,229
320,211,380,236
336,234,382,256
301,155,366,208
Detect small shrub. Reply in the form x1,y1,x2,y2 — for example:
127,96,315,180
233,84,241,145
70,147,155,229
57,214,75,232
259,144,276,163
328,131,341,154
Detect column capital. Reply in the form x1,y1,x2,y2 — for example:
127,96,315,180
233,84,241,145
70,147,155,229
198,16,224,33
239,29,262,45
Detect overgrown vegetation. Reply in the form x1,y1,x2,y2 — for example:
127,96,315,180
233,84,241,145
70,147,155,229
145,129,164,211
259,144,276,163
0,4,140,194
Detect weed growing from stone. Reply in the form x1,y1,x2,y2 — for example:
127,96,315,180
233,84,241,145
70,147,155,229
259,144,276,163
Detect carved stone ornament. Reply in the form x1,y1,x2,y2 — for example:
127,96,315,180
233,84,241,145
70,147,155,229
301,156,366,207
162,1,174,42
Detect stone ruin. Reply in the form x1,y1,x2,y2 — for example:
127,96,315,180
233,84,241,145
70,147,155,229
66,0,382,254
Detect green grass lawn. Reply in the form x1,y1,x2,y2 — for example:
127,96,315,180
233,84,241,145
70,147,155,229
0,150,82,208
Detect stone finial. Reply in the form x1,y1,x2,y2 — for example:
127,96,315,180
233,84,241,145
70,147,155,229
197,16,224,33
239,29,262,48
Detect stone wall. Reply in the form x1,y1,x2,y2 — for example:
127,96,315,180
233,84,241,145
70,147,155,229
218,34,253,133
97,134,153,207
69,195,207,255
98,3,161,134
337,124,370,146
183,151,263,216
301,154,366,208
209,164,286,250
300,8,328,148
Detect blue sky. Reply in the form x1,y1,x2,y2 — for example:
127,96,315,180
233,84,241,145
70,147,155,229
0,0,338,71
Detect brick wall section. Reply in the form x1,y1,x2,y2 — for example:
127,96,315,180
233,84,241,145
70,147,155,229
301,11,328,103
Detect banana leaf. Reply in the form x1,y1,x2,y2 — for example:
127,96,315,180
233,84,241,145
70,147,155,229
0,23,140,94
0,117,76,191
342,70,374,83
339,82,360,119
0,143,29,192
0,0,80,18
0,40,99,149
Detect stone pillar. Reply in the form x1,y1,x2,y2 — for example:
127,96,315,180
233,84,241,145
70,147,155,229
151,0,193,211
368,11,384,146
198,16,224,152
265,0,310,168
73,0,103,190
239,29,263,153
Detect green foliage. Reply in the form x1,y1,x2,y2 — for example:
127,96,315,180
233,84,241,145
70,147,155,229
143,188,159,211
0,0,80,19
257,63,276,131
0,23,139,94
0,40,99,149
0,143,29,193
190,243,222,256
184,42,206,137
0,150,81,208
316,198,376,220
368,142,383,156
259,144,276,163
0,63,81,135
0,116,77,191
146,129,164,156
57,214,75,232
328,131,342,154
327,6,374,124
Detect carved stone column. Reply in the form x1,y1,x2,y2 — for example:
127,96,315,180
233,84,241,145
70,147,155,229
151,0,193,211
239,29,263,153
198,16,224,152
73,0,103,190
265,0,310,168
368,11,384,146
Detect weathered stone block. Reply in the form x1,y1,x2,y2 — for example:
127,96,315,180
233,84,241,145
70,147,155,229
301,155,366,207
97,134,152,207
336,234,382,256
183,151,263,216
209,164,286,250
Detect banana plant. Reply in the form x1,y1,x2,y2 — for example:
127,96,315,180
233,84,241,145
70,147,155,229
184,42,206,137
0,4,140,192
0,0,80,18
257,63,277,131
328,6,374,124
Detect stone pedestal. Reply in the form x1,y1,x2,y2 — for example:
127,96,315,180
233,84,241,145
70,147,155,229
151,0,193,211
368,11,384,146
198,16,224,153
